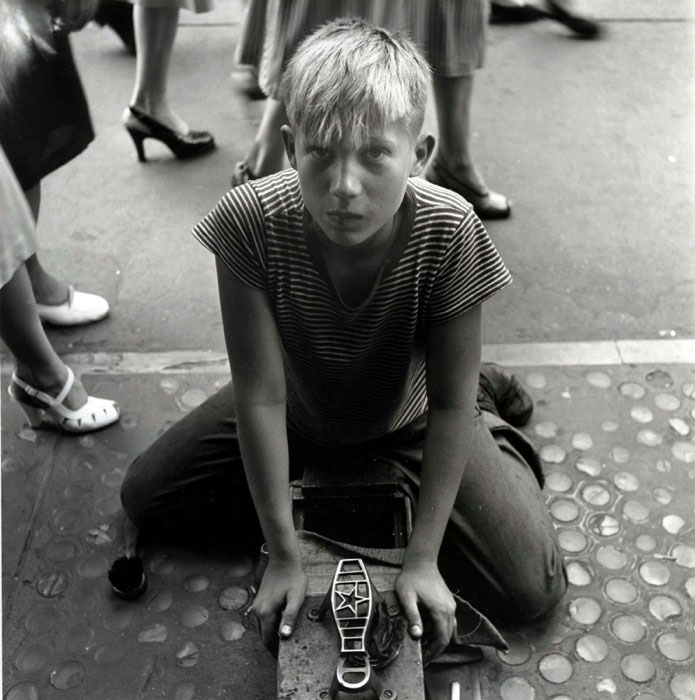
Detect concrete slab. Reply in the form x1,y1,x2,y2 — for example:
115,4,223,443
3,363,694,699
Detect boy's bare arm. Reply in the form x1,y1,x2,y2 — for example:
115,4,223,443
216,260,307,645
397,303,482,663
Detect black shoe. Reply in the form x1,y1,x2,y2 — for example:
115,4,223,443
124,106,216,162
490,2,548,24
545,0,602,38
477,363,534,427
94,0,136,55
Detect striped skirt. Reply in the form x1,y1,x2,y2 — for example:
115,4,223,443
237,0,487,97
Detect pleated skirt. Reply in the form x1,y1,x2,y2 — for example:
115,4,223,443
237,0,487,97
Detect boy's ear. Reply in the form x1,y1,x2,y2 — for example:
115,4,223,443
281,125,297,169
410,133,436,178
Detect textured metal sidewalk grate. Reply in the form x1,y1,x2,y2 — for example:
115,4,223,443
2,365,694,699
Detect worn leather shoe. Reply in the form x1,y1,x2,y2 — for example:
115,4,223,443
36,285,109,326
477,363,534,427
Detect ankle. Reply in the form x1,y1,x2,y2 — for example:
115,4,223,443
15,361,69,395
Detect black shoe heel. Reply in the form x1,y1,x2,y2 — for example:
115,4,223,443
125,127,147,162
124,106,215,161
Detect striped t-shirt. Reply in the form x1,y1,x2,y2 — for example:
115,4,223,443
193,169,511,446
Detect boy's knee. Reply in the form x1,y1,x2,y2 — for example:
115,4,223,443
508,564,568,622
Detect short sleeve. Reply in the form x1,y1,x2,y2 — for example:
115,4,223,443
426,209,512,324
191,183,267,291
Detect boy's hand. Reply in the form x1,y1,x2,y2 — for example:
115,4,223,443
396,560,456,665
251,557,308,652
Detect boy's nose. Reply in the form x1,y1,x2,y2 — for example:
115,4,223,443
329,159,362,199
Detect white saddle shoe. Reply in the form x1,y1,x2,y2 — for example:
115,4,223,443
36,285,109,326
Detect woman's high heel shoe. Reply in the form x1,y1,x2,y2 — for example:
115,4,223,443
124,106,215,162
9,368,120,433
426,161,511,220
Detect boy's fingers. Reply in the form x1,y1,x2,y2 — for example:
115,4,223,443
279,588,305,639
399,589,423,639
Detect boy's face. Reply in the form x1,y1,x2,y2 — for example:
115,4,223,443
282,120,434,246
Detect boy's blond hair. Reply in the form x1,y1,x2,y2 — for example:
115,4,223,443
281,18,431,147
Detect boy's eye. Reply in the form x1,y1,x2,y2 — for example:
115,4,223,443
307,146,330,159
366,147,388,160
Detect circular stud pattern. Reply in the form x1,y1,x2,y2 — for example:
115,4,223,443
77,553,109,579
4,682,40,700
159,377,179,394
610,615,646,643
645,369,673,388
227,557,253,577
546,472,573,493
685,577,695,599
219,586,249,611
648,594,681,621
169,682,196,700
652,486,674,505
36,570,69,598
663,514,686,534
604,577,638,604
498,633,532,666
673,544,695,568
94,643,125,664
669,418,690,436
655,393,680,411
620,654,656,683
104,608,134,632
148,590,173,612
44,538,79,562
180,605,209,628
630,406,653,424
221,621,246,641
571,433,593,450
614,472,640,492
49,660,85,689
576,457,602,476
24,607,61,635
619,382,645,399
138,623,168,643
500,677,536,700
550,499,580,523
639,560,670,586
582,483,611,506
181,388,207,408
538,653,573,683
150,554,175,575
623,500,650,523
637,429,663,446
184,575,210,593
596,545,628,570
176,641,200,668
541,445,566,464
589,514,621,537
535,421,558,438
672,441,695,463
635,534,657,552
566,561,592,586
569,597,601,625
670,673,695,700
558,530,587,553
586,372,611,388
575,635,608,662
611,447,631,464
601,420,619,432
14,644,50,673
656,632,692,661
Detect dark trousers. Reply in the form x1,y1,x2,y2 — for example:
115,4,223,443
121,382,566,621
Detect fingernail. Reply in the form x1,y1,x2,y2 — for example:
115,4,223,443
410,624,422,638
280,624,292,637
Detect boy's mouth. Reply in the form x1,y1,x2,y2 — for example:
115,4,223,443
327,211,362,222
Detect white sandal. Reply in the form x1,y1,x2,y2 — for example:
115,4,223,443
8,367,120,433
36,285,110,326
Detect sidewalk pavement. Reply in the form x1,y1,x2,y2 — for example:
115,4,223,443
3,359,694,699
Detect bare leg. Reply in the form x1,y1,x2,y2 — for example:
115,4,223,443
431,75,509,216
1,264,87,409
235,98,288,180
129,5,188,134
22,183,70,305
